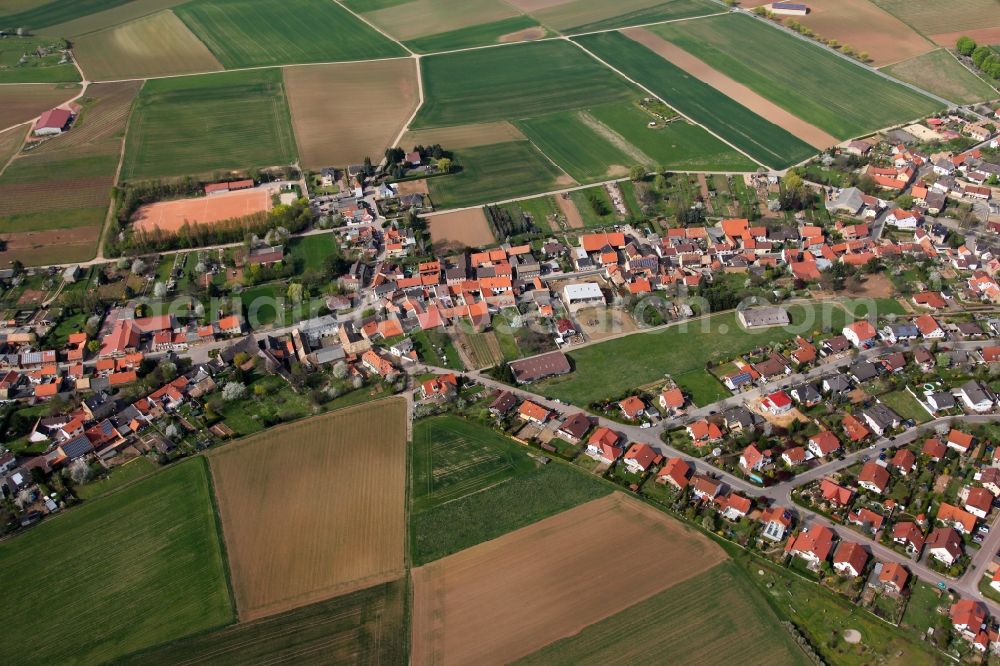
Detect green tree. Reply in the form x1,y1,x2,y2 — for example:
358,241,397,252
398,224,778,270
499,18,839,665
956,36,977,57
286,282,303,304
895,194,914,210
436,157,453,173
629,165,646,181
972,45,993,68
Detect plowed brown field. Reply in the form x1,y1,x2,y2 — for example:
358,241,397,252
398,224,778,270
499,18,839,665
0,83,79,131
208,399,407,621
411,493,726,665
285,59,419,168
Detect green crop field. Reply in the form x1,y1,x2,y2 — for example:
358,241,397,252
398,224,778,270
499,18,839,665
536,307,842,407
412,415,537,511
519,102,758,181
411,462,610,565
121,68,297,180
175,0,405,68
517,561,809,665
412,40,637,128
0,0,134,30
533,0,718,34
884,49,997,105
518,110,634,183
428,140,569,208
121,580,405,665
0,459,233,666
405,15,546,53
648,14,942,139
574,31,816,169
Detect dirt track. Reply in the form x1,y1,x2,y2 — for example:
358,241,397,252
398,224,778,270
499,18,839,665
556,192,584,228
624,28,839,149
411,493,726,665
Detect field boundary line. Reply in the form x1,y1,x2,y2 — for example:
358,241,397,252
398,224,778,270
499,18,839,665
0,123,29,178
96,79,144,262
330,0,414,56
941,47,1000,98
389,55,424,152
566,36,769,169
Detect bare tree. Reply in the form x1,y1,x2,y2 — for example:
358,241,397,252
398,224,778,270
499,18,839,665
68,458,91,485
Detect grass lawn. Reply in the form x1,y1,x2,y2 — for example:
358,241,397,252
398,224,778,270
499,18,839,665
405,15,546,53
412,40,637,128
122,68,297,180
649,13,941,139
412,328,463,370
411,416,537,511
176,0,405,68
901,580,950,633
570,186,619,227
428,141,568,208
537,307,834,407
42,310,88,348
410,461,611,565
120,579,405,664
879,390,931,424
500,194,560,230
218,373,311,435
0,459,233,666
239,283,284,327
286,232,336,272
842,297,905,318
517,560,809,665
75,456,158,500
574,31,816,169
883,49,998,105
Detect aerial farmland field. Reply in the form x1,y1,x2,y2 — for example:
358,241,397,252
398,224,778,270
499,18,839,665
404,14,547,53
872,0,1000,39
72,10,223,80
0,82,78,130
354,0,520,42
284,59,419,169
518,0,718,33
401,121,526,150
0,459,233,666
44,0,191,36
0,0,138,31
412,40,637,128
518,102,758,182
426,206,496,251
175,0,406,68
0,80,139,264
574,31,816,169
208,399,407,621
121,580,406,665
121,68,297,180
428,140,571,209
884,49,998,105
412,493,727,665
648,14,942,139
412,415,537,511
517,560,810,665
0,35,80,83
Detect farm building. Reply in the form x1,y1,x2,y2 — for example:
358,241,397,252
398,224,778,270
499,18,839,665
562,283,605,312
737,306,789,329
34,108,73,136
768,2,808,15
508,351,571,384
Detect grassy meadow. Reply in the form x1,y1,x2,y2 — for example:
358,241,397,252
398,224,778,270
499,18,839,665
574,31,816,168
883,49,998,105
533,0,718,33
428,140,569,208
121,68,297,179
175,0,404,68
412,40,637,128
648,14,942,139
0,459,233,666
0,0,136,30
0,35,80,83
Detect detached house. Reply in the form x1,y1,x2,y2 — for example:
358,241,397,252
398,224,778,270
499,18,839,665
922,437,948,460
843,320,878,348
879,562,909,595
951,599,988,640
914,314,945,339
656,457,691,490
687,419,723,445
947,429,975,454
518,400,551,424
808,431,841,458
858,462,890,494
789,525,836,565
820,479,854,507
586,427,622,464
760,505,793,542
618,396,646,420
892,522,925,554
957,380,995,413
691,474,721,501
964,487,993,520
739,444,771,473
937,502,977,534
832,541,869,577
927,526,963,565
623,443,661,474
861,404,900,437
